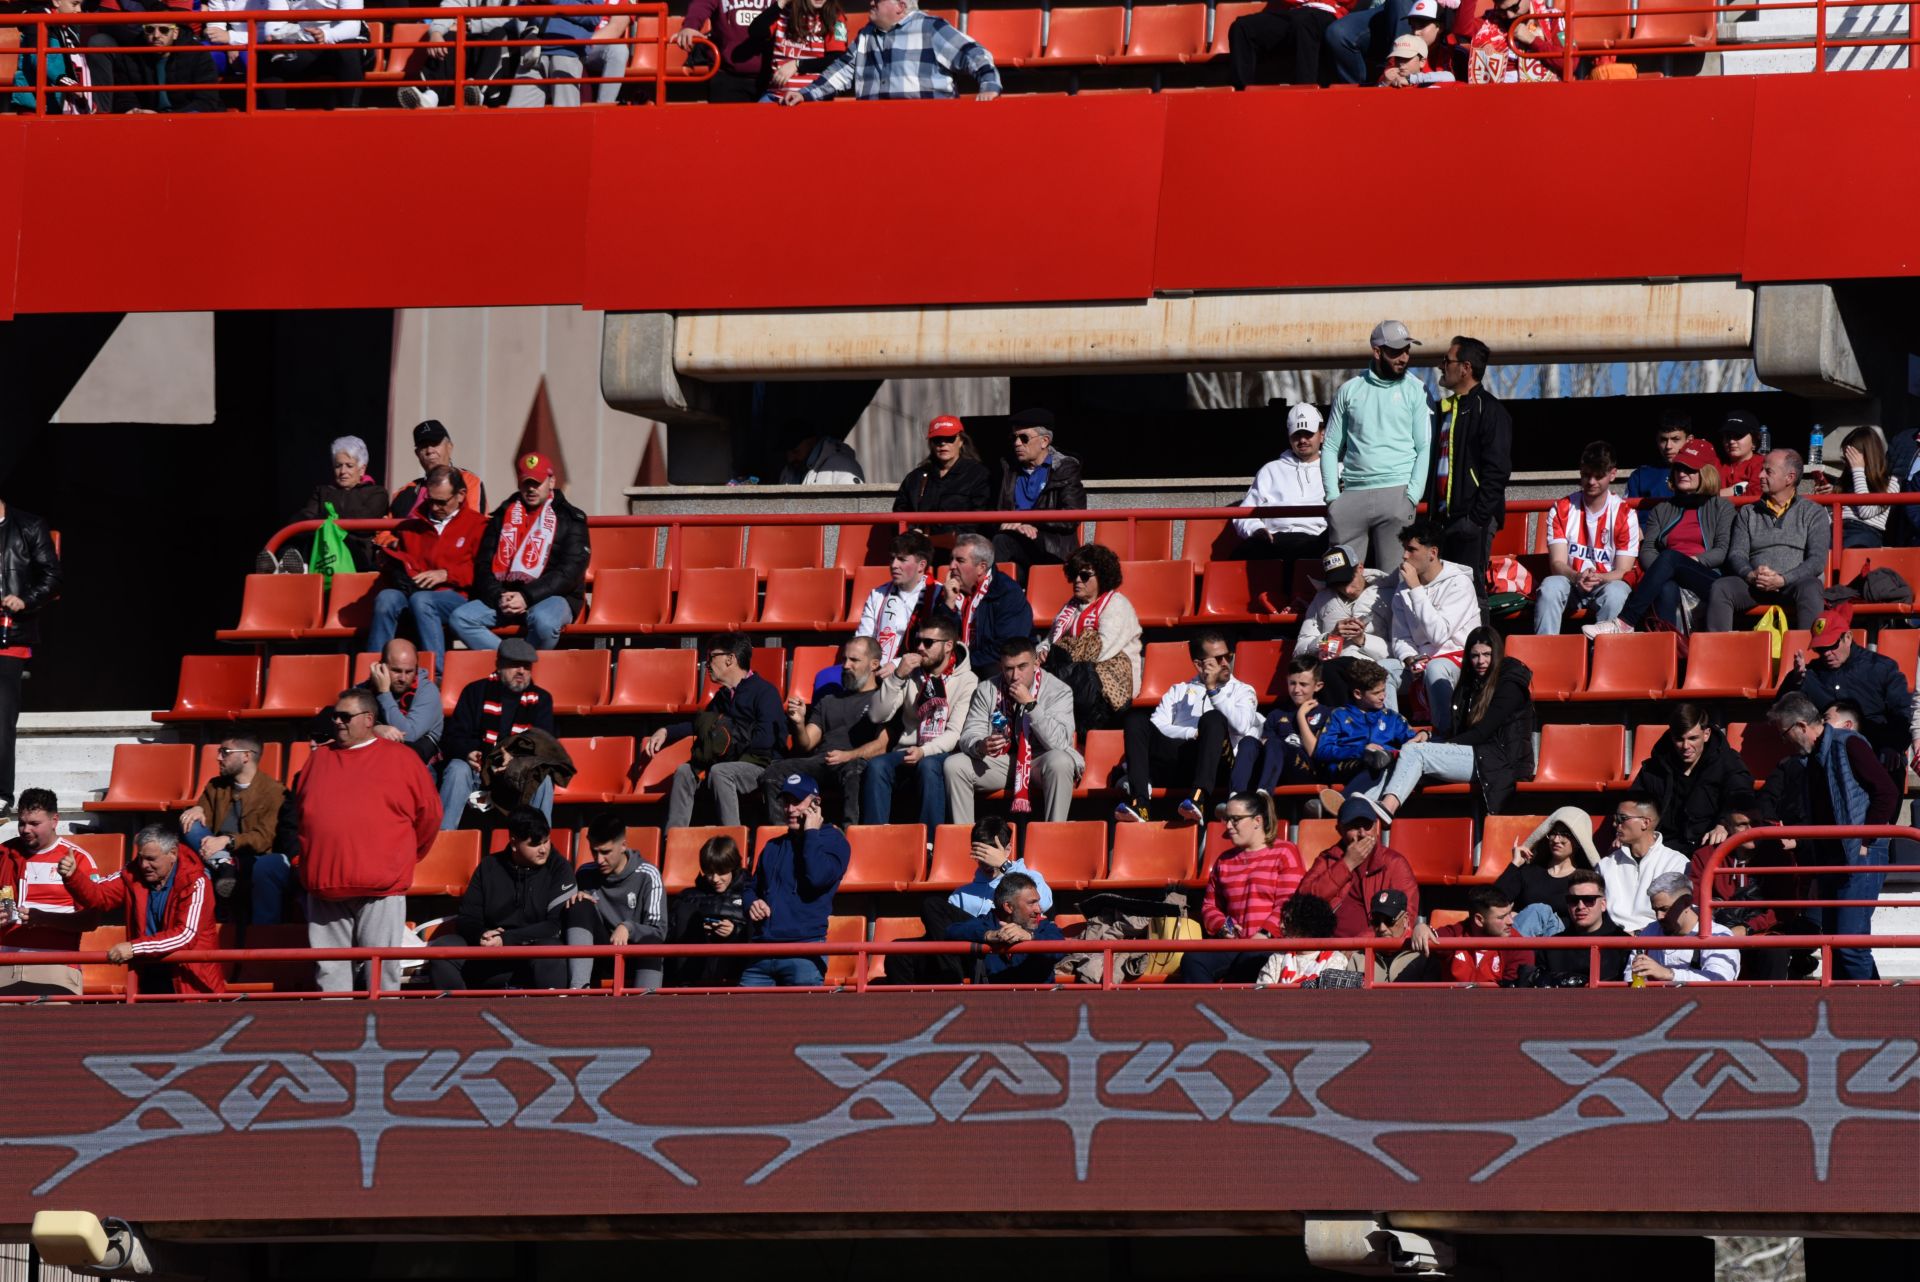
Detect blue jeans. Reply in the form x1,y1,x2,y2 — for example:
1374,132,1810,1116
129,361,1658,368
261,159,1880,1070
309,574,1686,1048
860,749,950,836
1512,903,1566,938
438,758,553,831
1230,708,1314,792
1620,549,1720,629
369,588,468,670
1534,575,1630,634
184,821,293,925
1813,839,1888,980
1324,0,1414,84
740,956,825,987
448,595,573,652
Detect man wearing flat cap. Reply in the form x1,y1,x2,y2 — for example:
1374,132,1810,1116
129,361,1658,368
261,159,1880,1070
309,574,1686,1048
992,409,1087,575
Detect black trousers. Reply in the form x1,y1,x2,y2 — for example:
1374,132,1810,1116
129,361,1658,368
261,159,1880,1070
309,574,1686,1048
1232,529,1329,562
260,45,364,109
427,933,567,991
1122,707,1230,806
84,28,146,113
707,69,761,102
1171,947,1271,984
0,656,21,805
1439,516,1494,618
991,528,1065,575
879,895,972,986
1228,8,1335,89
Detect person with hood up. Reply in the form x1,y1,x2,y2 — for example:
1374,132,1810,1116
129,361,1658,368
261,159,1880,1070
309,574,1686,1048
1323,320,1432,570
1499,805,1604,936
1387,518,1479,735
429,807,576,991
779,432,866,485
256,435,389,574
991,409,1087,573
1232,403,1330,562
1629,703,1754,853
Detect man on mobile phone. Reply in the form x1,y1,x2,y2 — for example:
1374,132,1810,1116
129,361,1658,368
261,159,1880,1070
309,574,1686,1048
739,775,851,988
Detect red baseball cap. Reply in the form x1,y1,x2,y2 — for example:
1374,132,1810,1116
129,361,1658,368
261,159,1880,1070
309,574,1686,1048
516,452,555,483
1672,438,1718,472
1809,602,1853,649
927,415,964,440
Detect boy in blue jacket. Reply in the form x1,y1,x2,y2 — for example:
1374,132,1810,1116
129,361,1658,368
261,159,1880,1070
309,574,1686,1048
1312,657,1417,795
741,773,851,987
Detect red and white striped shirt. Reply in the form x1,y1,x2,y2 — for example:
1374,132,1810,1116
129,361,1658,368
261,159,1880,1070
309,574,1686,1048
770,11,847,94
1546,492,1641,575
1202,842,1304,939
1,836,99,952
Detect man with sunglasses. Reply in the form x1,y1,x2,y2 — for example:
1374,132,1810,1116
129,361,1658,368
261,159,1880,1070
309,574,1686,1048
178,735,293,925
863,619,977,836
991,409,1086,575
295,688,441,993
1597,794,1687,932
1324,321,1433,571
1539,870,1632,982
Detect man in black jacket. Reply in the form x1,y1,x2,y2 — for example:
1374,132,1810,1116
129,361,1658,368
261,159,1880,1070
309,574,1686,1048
1430,336,1512,616
0,499,60,819
449,452,591,653
991,410,1087,573
643,634,785,828
427,807,575,991
437,639,558,830
123,18,222,113
1541,869,1633,982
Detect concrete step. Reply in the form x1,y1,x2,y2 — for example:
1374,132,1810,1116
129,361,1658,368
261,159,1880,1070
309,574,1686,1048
14,710,174,812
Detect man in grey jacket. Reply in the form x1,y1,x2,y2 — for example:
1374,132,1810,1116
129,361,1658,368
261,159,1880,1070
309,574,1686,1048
360,640,443,764
861,620,979,836
944,637,1083,824
1704,449,1829,632
565,813,667,991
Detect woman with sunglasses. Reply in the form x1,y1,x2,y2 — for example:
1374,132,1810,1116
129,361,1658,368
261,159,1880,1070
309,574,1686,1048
1501,805,1603,935
1036,543,1141,735
1585,440,1731,637
1170,791,1303,984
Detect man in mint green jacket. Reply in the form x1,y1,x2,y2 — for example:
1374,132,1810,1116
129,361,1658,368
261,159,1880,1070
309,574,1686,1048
1322,320,1434,570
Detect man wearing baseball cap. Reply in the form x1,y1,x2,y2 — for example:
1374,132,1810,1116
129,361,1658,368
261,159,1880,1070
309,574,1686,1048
1717,411,1766,496
740,772,852,988
1232,402,1329,562
992,409,1087,574
389,419,486,519
1779,602,1917,783
892,414,992,526
449,451,592,655
1324,321,1433,571
1297,794,1420,939
1291,545,1400,710
1326,0,1450,86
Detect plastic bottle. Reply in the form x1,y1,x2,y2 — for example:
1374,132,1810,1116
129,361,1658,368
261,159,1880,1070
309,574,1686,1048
1808,423,1825,473
0,885,15,927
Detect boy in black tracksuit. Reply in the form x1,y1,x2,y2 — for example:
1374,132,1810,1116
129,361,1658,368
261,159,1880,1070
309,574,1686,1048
428,807,576,990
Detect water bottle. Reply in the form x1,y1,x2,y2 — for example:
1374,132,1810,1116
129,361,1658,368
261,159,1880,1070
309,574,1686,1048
1808,423,1824,474
990,709,1008,735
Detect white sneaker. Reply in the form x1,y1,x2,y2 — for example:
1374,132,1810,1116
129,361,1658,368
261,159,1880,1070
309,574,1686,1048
398,86,439,110
1581,619,1632,639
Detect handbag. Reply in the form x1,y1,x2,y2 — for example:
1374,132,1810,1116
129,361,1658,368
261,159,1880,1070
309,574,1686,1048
308,502,355,587
1142,907,1203,978
1753,605,1789,658
1064,628,1133,713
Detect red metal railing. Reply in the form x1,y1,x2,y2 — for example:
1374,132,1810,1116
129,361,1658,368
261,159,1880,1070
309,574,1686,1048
1520,0,1919,74
0,6,714,114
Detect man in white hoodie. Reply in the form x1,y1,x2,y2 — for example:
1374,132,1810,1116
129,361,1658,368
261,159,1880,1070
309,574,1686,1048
1388,519,1479,736
1232,403,1329,561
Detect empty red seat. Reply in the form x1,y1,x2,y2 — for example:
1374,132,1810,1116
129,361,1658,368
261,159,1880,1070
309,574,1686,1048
833,523,896,572
1092,822,1196,889
784,645,841,703
1027,564,1072,628
534,649,611,715
1198,560,1292,622
622,826,662,868
585,525,659,581
85,744,195,813
1392,817,1475,886
154,655,262,722
553,736,636,804
239,654,350,720
1571,633,1678,702
1208,2,1268,57
1134,641,1192,708
1680,631,1774,699
628,735,693,804
746,525,825,578
823,914,868,985
759,567,850,630
216,574,325,642
667,567,757,631
1122,560,1196,626
596,648,700,714
411,830,481,897
1022,821,1107,890
1041,5,1126,62
1878,628,1920,685
311,571,382,639
662,824,748,894
868,915,925,981
842,824,928,892
966,8,1043,65
1567,3,1630,48
72,832,126,875
672,524,745,571
1613,0,1710,47
438,650,496,716
842,564,891,624
1521,724,1627,792
1090,519,1174,559
577,568,672,633
1233,639,1292,703
1113,3,1209,62
1074,728,1126,796
1503,635,1587,702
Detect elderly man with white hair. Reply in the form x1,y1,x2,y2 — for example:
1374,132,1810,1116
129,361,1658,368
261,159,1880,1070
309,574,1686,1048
783,0,1001,103
256,434,392,575
990,409,1087,574
1626,870,1740,984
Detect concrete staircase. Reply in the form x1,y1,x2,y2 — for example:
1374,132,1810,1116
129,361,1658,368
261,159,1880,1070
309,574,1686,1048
9,709,173,831
1718,3,1909,73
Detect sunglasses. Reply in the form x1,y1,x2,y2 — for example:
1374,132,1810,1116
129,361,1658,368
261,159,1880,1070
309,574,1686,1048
328,709,368,722
1609,813,1640,825
1566,893,1603,907
1012,432,1043,445
912,636,944,648
1071,569,1097,582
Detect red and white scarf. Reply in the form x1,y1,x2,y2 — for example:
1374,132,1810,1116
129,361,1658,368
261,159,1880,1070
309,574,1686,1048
492,499,559,585
957,570,993,648
480,688,544,745
1007,671,1045,815
1049,589,1113,645
914,654,958,743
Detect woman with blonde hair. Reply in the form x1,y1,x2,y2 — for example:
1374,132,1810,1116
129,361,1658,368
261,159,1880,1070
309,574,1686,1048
1585,437,1733,636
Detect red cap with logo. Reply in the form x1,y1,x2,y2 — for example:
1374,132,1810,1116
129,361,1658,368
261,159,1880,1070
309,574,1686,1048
1809,602,1853,649
1671,438,1719,472
516,452,555,483
927,415,964,440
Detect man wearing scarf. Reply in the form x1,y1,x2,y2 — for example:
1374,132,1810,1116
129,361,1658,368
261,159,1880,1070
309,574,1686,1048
931,533,1032,679
863,619,978,833
944,637,1083,824
450,453,591,654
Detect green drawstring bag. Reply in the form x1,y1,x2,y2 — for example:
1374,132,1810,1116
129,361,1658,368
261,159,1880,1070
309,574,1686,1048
309,503,354,586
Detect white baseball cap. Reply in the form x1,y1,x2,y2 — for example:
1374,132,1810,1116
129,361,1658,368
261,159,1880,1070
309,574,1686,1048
1287,404,1325,435
1409,0,1441,20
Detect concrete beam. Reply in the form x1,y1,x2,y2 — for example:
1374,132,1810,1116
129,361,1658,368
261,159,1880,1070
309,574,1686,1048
669,280,1757,380
1752,283,1869,398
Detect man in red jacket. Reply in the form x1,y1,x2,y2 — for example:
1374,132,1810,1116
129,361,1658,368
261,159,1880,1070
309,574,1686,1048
297,687,442,993
367,465,490,673
61,825,224,995
1411,885,1535,984
1298,795,1420,938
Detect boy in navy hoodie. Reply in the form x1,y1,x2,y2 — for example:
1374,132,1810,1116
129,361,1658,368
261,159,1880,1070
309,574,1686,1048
741,774,851,987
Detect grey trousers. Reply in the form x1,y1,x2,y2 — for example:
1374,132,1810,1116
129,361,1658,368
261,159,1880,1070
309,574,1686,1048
944,749,1079,824
583,41,628,104
1328,486,1417,571
1703,574,1825,632
306,893,409,994
665,760,764,829
507,50,584,108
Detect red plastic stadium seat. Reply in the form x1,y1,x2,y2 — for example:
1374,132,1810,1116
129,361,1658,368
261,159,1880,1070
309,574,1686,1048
672,525,745,571
239,654,350,720
1198,560,1292,623
914,823,1001,892
746,525,825,578
1093,821,1196,889
367,21,430,80
553,736,636,804
1878,628,1920,686
1233,639,1291,703
1041,5,1127,62
1680,631,1774,699
626,14,693,78
586,525,659,581
1122,560,1196,626
843,564,890,624
1613,0,1710,47
623,826,662,868
842,824,928,892
824,915,867,985
81,926,129,995
784,645,841,703
1570,632,1678,701
1631,723,1667,776
1838,548,1920,614
596,648,700,714
668,567,758,631
1463,814,1550,886
308,571,382,640
534,649,611,715
1521,724,1627,792
1091,519,1174,560
1568,3,1630,49
183,741,286,804
1392,817,1475,886
1489,516,1532,559
1074,729,1126,796
759,568,850,630
72,832,126,876
1429,909,1468,931
1022,821,1107,890
1727,721,1791,783
869,916,924,981
578,568,673,634
1503,635,1587,702
411,830,481,897
1297,818,1338,859
154,655,261,722
284,741,315,787
216,574,325,642
1191,820,1232,889
662,825,748,894
438,650,496,717
1209,2,1268,57
966,8,1043,65
833,524,895,572
628,735,692,804
1027,564,1071,628
85,744,195,813
1113,3,1209,62
1134,641,1192,708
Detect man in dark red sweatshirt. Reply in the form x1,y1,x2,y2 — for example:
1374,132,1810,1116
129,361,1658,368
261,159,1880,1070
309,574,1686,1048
1298,794,1420,939
296,687,442,993
673,0,775,102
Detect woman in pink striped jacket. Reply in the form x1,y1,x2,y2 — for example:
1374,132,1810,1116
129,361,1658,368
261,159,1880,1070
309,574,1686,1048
1171,791,1304,984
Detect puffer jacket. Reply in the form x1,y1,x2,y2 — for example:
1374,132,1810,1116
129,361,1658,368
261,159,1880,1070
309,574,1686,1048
1447,657,1536,813
995,450,1088,563
1631,729,1755,852
0,506,62,648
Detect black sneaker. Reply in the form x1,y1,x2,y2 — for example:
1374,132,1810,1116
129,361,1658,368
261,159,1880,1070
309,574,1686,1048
209,862,239,900
464,85,487,108
1362,745,1392,775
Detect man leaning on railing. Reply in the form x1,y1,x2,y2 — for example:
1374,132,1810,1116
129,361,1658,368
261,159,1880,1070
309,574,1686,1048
782,0,999,104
